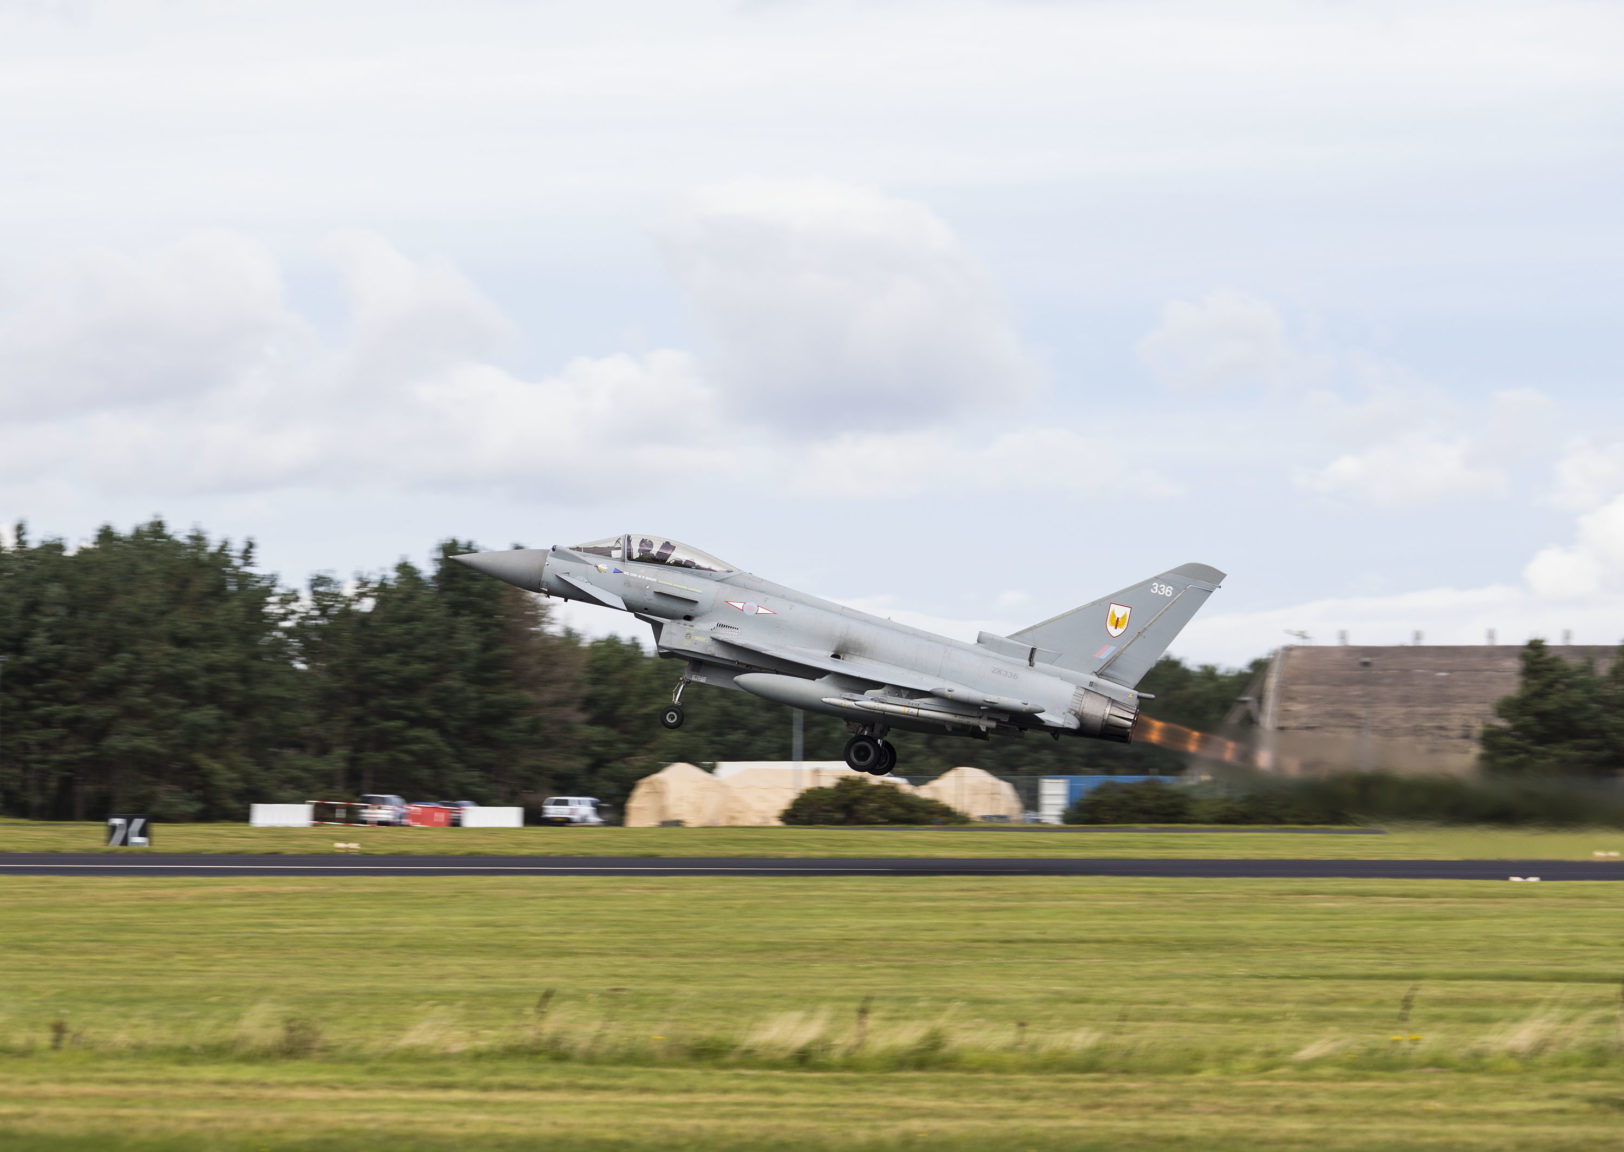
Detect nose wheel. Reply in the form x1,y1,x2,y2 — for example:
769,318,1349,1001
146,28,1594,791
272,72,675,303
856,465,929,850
661,677,689,729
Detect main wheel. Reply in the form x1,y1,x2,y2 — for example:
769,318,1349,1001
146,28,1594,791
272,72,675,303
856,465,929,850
660,704,685,730
874,740,897,775
843,735,882,773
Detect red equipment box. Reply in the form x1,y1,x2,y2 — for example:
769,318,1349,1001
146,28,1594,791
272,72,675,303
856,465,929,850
406,804,452,828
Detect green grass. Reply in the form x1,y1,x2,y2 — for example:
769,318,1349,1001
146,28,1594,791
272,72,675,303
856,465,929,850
5,817,1624,859
3,1060,1623,1151
1,876,1622,1148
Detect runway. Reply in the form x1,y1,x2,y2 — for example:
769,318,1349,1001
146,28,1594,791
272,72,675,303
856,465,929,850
1,854,1620,879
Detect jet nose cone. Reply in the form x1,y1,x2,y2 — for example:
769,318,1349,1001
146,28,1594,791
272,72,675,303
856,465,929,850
450,548,549,592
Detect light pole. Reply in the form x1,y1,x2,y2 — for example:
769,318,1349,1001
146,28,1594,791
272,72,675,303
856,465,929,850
792,709,803,797
1358,655,1374,773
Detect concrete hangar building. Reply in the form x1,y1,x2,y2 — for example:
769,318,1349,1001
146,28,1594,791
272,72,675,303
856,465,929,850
1248,641,1616,777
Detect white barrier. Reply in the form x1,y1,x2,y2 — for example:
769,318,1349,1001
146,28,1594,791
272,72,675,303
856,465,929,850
251,803,314,827
460,806,523,828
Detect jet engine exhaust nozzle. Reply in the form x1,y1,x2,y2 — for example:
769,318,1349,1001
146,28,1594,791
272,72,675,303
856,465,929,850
450,548,549,592
1071,689,1136,743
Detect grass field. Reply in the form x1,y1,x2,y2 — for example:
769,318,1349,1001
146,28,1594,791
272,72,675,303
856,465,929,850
6,817,1624,860
1,875,1622,1149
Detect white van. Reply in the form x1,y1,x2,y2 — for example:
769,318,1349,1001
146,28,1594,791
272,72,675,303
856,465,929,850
540,797,604,826
359,794,408,826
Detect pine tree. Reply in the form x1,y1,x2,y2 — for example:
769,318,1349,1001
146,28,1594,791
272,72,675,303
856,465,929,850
432,540,584,804
343,561,459,799
0,520,318,819
1481,639,1612,777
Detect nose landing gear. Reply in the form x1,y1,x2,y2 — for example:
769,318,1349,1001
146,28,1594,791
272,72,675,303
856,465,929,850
661,677,688,729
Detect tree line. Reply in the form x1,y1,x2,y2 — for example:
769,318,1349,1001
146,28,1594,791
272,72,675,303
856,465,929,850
0,521,1259,821
1479,638,1624,778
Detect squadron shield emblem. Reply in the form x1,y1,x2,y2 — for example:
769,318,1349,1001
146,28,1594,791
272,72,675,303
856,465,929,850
1105,602,1132,638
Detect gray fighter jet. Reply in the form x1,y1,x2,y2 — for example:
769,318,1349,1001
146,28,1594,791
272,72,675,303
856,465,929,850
453,536,1224,774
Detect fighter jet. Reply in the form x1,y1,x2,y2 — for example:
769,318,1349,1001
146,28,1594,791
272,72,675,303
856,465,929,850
453,536,1224,775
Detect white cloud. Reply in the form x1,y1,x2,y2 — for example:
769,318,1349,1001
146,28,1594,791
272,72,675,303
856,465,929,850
1474,387,1559,467
994,589,1031,611
1297,386,1557,508
0,230,741,501
399,350,731,496
788,426,1180,501
0,347,735,502
1525,492,1624,601
1301,435,1505,507
328,229,513,389
1,213,1049,507
1548,436,1624,511
1277,353,1554,507
1136,291,1291,394
661,179,1040,433
1134,286,1565,513
0,230,295,421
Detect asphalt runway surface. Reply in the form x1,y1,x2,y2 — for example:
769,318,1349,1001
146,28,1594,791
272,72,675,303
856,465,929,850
2,854,1621,880
888,826,1390,834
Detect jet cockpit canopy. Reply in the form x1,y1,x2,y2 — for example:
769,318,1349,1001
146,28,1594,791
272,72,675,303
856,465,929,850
568,535,736,574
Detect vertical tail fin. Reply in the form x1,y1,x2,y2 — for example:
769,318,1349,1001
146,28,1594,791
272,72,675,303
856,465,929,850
1009,562,1225,688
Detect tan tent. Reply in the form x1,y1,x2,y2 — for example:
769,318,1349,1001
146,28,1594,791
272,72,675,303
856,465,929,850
916,766,1023,821
626,762,927,827
713,762,916,826
622,762,732,827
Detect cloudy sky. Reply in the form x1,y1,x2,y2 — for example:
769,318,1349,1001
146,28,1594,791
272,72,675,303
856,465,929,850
2,0,1621,665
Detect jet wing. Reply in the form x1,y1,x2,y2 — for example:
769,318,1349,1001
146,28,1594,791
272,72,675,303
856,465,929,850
705,633,1045,715
705,633,928,688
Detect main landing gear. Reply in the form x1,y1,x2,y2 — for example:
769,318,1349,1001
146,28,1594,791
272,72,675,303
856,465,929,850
843,734,897,775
